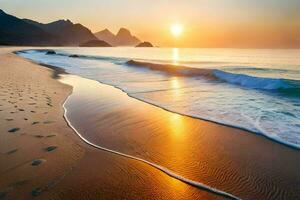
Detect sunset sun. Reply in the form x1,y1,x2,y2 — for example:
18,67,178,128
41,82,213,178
170,24,183,37
1,1,300,199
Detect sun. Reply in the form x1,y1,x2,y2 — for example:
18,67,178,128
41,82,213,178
171,24,183,37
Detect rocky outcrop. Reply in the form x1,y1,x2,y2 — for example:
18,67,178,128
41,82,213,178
136,41,153,47
94,28,141,46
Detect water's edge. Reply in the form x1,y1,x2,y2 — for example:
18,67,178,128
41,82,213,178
60,77,240,200
14,50,300,151
15,51,240,199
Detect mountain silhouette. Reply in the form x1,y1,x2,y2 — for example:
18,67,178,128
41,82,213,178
0,9,96,46
23,18,97,45
95,28,141,46
0,9,58,46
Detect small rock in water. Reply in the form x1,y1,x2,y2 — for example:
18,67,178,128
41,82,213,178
45,50,56,55
8,128,20,133
69,54,79,58
45,146,57,152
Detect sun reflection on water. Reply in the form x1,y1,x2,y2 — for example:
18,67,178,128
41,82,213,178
172,48,179,65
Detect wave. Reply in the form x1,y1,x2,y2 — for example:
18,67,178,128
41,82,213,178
17,50,300,93
126,60,215,78
126,60,300,92
213,70,300,90
16,49,300,150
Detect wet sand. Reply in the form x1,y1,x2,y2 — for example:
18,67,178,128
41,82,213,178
61,74,300,200
1,47,300,200
0,47,224,200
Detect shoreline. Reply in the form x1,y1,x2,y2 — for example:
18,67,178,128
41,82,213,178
13,49,300,151
61,80,240,200
0,47,225,200
60,74,300,200
1,47,300,199
13,50,240,199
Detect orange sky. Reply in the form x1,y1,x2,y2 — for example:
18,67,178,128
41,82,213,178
1,0,300,48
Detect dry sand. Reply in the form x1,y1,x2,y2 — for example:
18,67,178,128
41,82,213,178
0,47,223,200
1,47,300,200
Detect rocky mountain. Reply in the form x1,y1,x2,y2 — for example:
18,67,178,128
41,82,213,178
94,29,116,45
0,9,96,46
0,9,58,46
94,28,141,46
23,18,97,45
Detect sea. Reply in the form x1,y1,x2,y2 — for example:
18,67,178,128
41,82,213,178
17,47,300,149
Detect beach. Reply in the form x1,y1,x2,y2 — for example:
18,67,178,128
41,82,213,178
0,47,300,200
0,47,224,200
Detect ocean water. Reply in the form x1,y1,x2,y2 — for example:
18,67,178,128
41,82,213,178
17,48,300,149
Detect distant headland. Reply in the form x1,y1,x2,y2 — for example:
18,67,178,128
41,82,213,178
0,9,151,47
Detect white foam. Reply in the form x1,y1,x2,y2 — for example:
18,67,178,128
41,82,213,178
61,85,241,200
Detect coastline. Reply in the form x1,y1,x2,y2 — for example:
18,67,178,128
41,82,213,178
0,47,225,200
60,73,300,200
1,47,300,200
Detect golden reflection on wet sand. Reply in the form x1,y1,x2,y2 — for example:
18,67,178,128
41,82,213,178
60,74,300,200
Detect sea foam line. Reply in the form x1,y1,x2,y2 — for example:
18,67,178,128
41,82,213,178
62,91,241,200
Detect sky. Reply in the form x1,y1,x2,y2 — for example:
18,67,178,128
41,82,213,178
1,0,300,48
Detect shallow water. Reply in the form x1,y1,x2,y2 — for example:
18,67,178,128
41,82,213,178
59,74,300,200
17,48,300,148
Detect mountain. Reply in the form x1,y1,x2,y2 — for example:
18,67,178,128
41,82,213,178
1,9,143,47
0,9,58,46
94,29,116,45
23,19,97,45
94,28,141,46
115,28,141,46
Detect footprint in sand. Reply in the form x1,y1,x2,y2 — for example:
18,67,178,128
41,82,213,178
8,128,20,133
6,149,18,155
45,146,58,152
0,180,28,199
0,191,7,199
46,134,56,138
34,135,44,138
31,187,43,197
31,159,45,166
